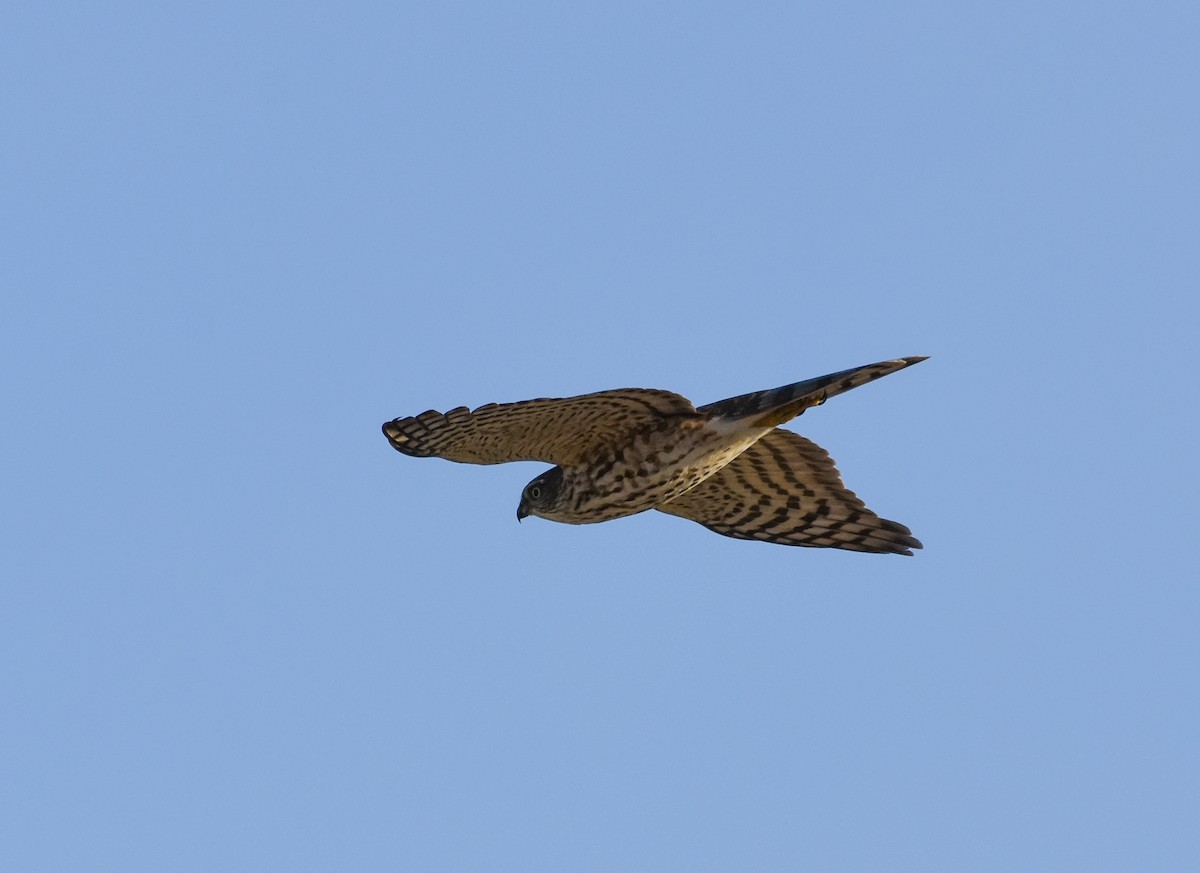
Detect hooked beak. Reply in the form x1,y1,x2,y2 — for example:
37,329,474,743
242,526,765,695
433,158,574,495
516,501,529,522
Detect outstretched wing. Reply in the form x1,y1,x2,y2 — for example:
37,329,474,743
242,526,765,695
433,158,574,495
383,389,696,466
656,429,922,555
698,356,927,429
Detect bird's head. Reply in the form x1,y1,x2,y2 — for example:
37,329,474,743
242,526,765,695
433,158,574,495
517,467,565,522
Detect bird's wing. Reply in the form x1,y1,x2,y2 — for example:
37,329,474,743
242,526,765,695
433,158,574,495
697,356,926,428
656,429,922,555
383,389,696,466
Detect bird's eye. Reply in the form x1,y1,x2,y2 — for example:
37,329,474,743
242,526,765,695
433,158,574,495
529,485,542,500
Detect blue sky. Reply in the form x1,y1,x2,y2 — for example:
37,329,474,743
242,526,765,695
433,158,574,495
3,2,1197,870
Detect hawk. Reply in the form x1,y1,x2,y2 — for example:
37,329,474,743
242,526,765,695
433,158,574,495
383,357,926,554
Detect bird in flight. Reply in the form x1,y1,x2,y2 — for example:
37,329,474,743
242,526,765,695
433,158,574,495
383,357,926,554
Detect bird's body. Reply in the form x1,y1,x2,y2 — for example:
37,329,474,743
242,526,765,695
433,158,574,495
383,356,926,554
550,414,763,524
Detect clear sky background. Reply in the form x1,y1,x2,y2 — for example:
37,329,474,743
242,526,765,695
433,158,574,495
3,2,1197,871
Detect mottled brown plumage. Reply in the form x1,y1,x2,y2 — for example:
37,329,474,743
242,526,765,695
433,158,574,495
655,430,920,554
383,356,926,553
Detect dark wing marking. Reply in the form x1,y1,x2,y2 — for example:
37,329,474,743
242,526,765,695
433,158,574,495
656,429,922,555
698,356,927,429
383,389,696,466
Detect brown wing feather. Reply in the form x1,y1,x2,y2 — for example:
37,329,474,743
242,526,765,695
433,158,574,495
697,356,927,428
656,429,922,555
383,389,696,466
